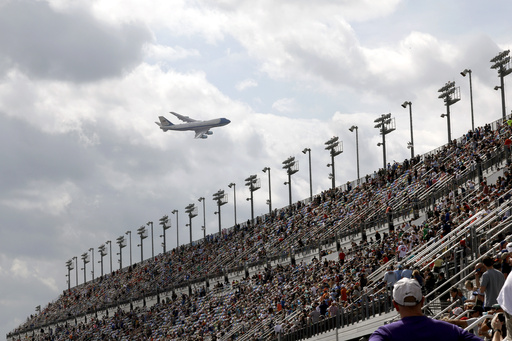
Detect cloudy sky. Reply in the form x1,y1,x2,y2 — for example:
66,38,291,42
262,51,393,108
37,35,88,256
1,0,512,336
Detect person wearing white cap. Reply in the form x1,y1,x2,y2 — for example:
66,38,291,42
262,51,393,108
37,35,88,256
369,278,482,341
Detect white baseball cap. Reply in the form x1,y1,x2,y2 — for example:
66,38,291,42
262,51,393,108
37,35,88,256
506,242,512,253
393,278,423,306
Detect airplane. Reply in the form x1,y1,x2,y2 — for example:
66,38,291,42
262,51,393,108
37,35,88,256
155,112,231,139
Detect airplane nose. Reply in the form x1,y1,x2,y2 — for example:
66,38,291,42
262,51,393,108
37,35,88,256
221,118,231,125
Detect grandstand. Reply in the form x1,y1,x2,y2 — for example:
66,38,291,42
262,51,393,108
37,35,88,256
7,117,512,341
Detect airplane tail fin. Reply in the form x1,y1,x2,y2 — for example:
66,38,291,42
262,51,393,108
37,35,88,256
157,116,173,126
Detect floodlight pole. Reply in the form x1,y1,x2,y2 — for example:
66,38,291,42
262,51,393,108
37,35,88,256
438,81,460,144
374,113,396,170
490,50,512,120
245,175,260,224
116,235,126,270
212,191,227,235
146,221,154,259
198,197,206,238
72,256,78,286
125,230,132,267
81,252,89,284
137,226,147,263
98,244,106,277
228,183,237,226
262,167,272,215
401,102,414,159
461,69,475,131
325,137,342,189
89,248,94,281
348,127,360,183
282,157,299,207
185,203,197,244
302,148,313,199
105,240,113,274
66,260,73,291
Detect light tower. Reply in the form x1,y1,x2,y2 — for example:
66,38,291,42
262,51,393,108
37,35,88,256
245,175,260,224
65,259,74,291
97,244,107,277
401,101,414,159
159,215,171,253
198,197,206,238
438,81,460,143
348,127,360,182
137,225,148,262
81,252,90,284
212,190,228,235
185,203,198,244
116,236,126,270
324,137,342,189
460,69,475,131
490,50,512,120
302,148,313,199
262,167,272,215
282,157,299,206
374,113,396,170
228,183,237,226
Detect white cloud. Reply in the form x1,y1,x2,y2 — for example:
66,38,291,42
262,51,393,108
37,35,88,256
144,44,200,62
272,98,297,114
1,181,75,216
236,78,257,91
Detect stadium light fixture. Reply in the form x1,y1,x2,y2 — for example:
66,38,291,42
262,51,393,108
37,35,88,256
302,148,313,200
105,240,113,274
490,50,512,120
325,137,342,189
212,190,227,235
125,230,132,267
438,81,460,143
228,182,237,226
116,235,126,270
159,214,171,253
460,69,475,131
348,126,360,183
245,175,260,224
198,197,206,238
185,203,198,245
146,221,154,259
262,167,272,215
374,113,396,170
400,101,415,159
137,225,148,263
282,157,299,208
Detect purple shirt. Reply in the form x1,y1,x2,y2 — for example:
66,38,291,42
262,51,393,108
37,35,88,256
369,316,482,341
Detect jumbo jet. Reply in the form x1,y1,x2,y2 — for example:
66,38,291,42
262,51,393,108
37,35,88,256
155,112,231,139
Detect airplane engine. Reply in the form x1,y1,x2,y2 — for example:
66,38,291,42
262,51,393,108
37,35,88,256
199,134,208,139
206,131,213,135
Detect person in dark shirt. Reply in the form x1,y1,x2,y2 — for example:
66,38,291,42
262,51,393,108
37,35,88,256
369,278,481,341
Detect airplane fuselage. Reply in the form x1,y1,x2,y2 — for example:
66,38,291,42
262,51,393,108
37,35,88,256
160,118,230,132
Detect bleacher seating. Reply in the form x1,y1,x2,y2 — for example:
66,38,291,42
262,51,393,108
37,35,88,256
7,118,512,341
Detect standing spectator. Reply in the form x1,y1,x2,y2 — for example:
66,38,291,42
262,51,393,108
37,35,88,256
436,272,451,307
395,265,403,281
383,266,398,289
339,250,346,265
475,257,506,311
412,269,424,288
401,265,413,279
397,242,408,261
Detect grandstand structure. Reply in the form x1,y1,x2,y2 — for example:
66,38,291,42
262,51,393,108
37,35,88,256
8,116,512,340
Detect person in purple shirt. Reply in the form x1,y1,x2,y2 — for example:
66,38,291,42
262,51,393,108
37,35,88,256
369,278,482,341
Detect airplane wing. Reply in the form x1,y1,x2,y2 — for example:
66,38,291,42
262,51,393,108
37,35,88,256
194,128,211,139
170,112,197,123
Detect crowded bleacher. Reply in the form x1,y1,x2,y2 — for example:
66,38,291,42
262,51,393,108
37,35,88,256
7,118,512,340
